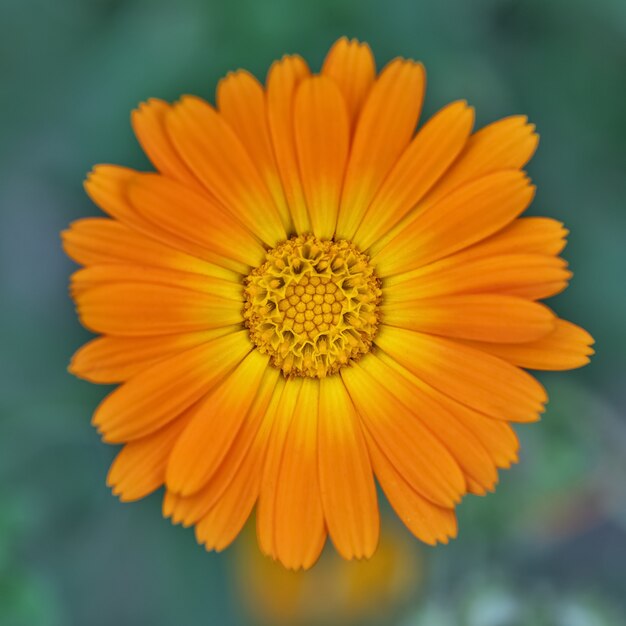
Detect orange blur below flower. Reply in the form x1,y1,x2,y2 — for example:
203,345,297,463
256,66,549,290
235,521,421,626
63,37,594,570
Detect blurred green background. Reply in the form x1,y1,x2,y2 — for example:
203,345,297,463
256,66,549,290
1,0,625,624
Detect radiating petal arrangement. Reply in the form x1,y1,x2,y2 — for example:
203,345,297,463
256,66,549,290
63,37,594,570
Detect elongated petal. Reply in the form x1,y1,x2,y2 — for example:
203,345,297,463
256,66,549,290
266,55,312,234
373,170,535,276
129,173,265,272
336,59,425,240
461,319,595,370
83,165,141,224
217,70,291,230
272,379,326,570
194,438,261,553
361,354,498,493
370,117,539,255
70,265,242,302
131,99,201,189
435,399,520,470
83,167,234,266
258,380,327,570
423,115,539,208
355,101,474,250
384,218,571,302
456,217,569,260
166,96,286,246
318,376,379,560
294,76,350,239
364,429,457,545
61,218,237,282
382,294,556,343
166,350,270,496
341,361,466,507
107,410,193,502
70,329,236,384
376,350,520,470
194,379,283,553
93,331,251,442
255,379,292,559
75,282,242,336
164,368,281,527
385,253,571,301
322,37,376,130
375,326,547,422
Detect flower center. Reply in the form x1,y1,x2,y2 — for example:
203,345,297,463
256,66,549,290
243,234,382,378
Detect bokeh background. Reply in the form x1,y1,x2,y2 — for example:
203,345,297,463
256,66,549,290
1,0,625,624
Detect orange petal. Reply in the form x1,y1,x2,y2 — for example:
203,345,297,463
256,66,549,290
217,70,291,231
193,439,261,553
321,37,376,131
107,409,193,502
83,167,234,267
341,361,466,507
294,76,350,239
194,377,283,553
84,166,196,252
375,326,547,422
382,294,556,343
424,389,520,470
166,350,270,497
460,319,595,370
166,96,286,246
61,218,237,282
335,58,425,241
75,282,242,336
266,54,312,234
424,115,539,208
131,99,201,189
255,379,293,560
373,170,535,277
129,173,265,273
257,378,326,567
376,216,568,277
70,265,242,302
385,253,571,301
164,368,281,527
361,354,500,493
69,329,236,384
272,379,326,570
500,280,569,301
355,101,474,250
364,429,457,545
92,331,251,442
456,217,569,260
83,165,141,224
318,376,379,560
384,217,571,302
376,350,520,470
370,117,539,255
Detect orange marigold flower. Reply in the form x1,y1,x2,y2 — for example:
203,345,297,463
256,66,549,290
62,37,594,570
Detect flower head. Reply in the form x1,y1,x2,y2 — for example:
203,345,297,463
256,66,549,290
63,37,594,570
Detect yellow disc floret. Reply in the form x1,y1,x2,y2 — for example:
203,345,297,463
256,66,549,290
243,234,382,378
